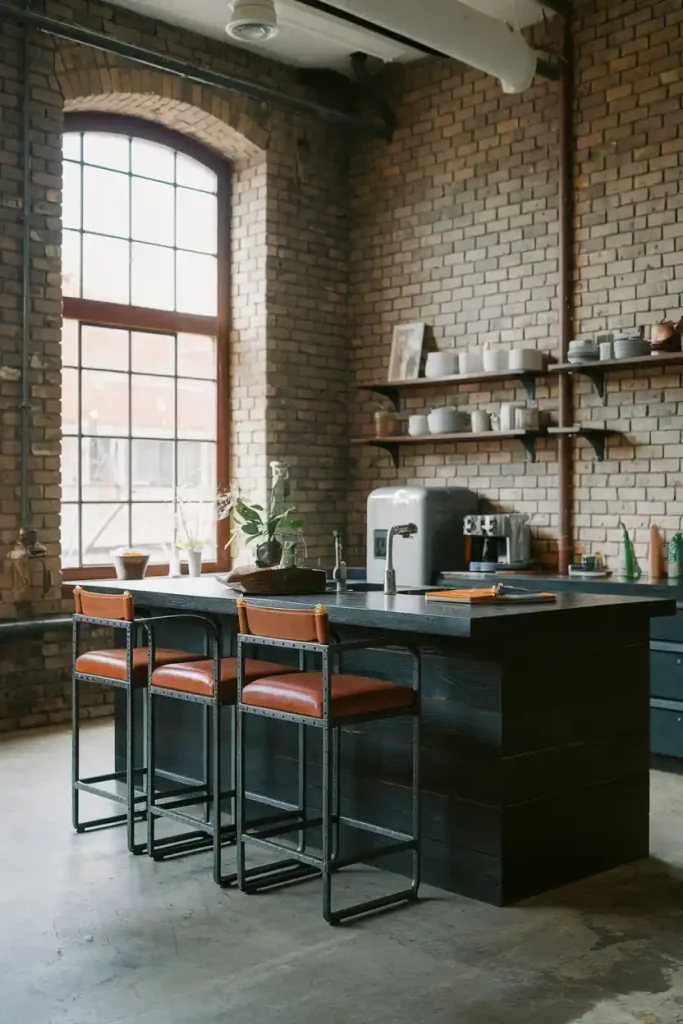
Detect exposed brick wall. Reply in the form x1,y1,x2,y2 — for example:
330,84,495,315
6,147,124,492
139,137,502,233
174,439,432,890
0,0,349,731
347,0,683,574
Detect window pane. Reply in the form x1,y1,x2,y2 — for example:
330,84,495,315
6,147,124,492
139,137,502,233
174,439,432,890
81,370,129,436
132,503,173,560
131,177,174,246
132,440,174,501
175,500,215,557
176,188,217,254
176,153,217,193
177,334,216,380
81,437,129,502
63,133,81,162
62,230,81,297
83,133,129,172
61,504,80,568
63,161,81,230
178,441,216,500
81,325,129,371
178,378,216,440
131,242,174,311
61,367,79,434
61,437,79,502
131,138,174,183
62,319,79,367
81,504,129,565
131,332,175,375
83,234,130,303
83,166,129,238
176,251,217,315
131,375,175,438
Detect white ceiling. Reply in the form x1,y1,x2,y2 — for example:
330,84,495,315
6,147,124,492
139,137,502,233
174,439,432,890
110,0,548,72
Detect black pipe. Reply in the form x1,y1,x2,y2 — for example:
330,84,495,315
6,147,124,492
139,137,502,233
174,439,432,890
20,22,30,529
0,616,72,639
0,2,389,138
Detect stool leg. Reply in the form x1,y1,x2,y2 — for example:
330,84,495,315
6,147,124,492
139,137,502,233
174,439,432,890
147,687,156,859
212,699,222,885
297,722,307,854
126,683,137,854
235,704,246,890
203,704,211,823
72,672,82,833
322,721,333,924
331,727,341,862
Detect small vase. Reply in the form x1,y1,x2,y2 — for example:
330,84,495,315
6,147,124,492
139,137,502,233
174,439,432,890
255,539,282,568
168,546,182,578
186,549,202,577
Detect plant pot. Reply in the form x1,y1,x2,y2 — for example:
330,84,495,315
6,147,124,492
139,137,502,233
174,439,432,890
186,549,202,577
255,539,282,568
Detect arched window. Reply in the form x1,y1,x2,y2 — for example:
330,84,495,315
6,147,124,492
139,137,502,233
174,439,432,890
60,115,229,575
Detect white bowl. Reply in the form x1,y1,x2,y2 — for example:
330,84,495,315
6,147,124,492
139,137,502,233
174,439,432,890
459,351,483,375
408,414,430,436
482,348,508,372
428,407,469,434
425,350,458,378
508,348,546,372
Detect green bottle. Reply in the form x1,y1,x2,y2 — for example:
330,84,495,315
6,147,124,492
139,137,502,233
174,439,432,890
620,520,641,581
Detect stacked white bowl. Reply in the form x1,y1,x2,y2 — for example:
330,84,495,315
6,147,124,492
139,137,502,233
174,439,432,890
568,339,599,364
613,331,649,359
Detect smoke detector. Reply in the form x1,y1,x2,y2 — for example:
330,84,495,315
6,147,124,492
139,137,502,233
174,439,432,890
226,0,279,42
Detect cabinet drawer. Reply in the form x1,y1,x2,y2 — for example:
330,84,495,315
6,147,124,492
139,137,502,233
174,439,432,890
650,649,683,700
651,707,683,757
650,609,683,643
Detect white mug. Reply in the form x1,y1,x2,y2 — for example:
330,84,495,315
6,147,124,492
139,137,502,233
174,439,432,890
408,414,429,436
470,410,491,433
499,402,523,432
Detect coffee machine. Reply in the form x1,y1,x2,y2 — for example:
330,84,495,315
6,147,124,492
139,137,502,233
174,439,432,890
463,513,532,572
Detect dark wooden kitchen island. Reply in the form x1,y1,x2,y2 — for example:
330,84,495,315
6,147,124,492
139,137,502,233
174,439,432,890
85,576,674,906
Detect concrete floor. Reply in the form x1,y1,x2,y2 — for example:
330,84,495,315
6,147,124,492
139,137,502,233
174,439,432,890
3,725,683,1024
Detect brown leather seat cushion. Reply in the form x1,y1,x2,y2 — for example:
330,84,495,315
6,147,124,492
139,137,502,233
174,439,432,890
151,658,298,701
242,671,415,719
75,648,204,686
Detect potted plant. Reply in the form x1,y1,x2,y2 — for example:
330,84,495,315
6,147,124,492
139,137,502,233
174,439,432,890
176,497,207,577
218,465,304,569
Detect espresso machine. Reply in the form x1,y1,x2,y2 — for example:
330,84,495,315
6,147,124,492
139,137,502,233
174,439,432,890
463,513,532,572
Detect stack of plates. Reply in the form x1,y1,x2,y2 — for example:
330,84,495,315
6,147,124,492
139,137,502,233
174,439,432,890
568,339,599,364
613,333,649,359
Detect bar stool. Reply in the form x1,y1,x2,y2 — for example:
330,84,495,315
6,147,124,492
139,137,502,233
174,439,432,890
146,615,300,885
71,587,204,853
234,600,421,925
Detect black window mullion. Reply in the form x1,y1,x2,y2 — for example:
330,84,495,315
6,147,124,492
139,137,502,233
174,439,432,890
77,321,83,566
128,330,133,550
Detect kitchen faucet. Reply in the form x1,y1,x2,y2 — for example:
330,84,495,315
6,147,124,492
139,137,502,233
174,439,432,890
332,530,347,593
384,523,418,595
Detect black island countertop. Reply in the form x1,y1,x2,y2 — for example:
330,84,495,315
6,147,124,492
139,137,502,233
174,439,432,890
81,574,675,640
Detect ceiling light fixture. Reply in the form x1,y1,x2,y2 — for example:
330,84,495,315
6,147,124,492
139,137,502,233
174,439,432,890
226,0,280,42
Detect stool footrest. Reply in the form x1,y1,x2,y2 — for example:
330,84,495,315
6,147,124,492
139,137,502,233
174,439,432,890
75,780,146,805
241,861,321,893
331,839,417,872
74,810,145,832
328,887,417,926
339,814,412,844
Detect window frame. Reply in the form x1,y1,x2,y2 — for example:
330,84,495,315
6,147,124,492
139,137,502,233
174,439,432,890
61,113,231,579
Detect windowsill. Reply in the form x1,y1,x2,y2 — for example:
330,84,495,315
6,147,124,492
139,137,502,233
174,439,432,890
62,562,222,583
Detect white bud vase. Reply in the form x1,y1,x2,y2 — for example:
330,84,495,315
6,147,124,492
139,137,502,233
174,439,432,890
186,549,202,577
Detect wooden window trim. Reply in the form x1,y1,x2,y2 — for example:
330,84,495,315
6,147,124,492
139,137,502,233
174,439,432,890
62,562,221,582
62,112,231,573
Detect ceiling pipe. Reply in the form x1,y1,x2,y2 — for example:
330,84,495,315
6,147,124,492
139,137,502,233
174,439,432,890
312,0,538,93
0,2,390,137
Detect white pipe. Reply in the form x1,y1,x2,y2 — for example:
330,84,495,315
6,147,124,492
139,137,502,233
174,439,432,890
323,0,538,94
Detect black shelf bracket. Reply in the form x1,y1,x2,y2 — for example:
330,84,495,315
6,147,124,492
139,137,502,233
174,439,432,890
365,440,399,468
581,431,608,462
570,366,606,402
360,384,401,410
520,373,536,399
519,434,538,463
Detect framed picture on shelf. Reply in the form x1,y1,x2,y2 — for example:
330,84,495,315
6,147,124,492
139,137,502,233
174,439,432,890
387,322,426,381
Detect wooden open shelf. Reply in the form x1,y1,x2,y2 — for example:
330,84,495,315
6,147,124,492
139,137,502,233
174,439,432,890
353,426,620,466
549,351,683,400
357,367,546,406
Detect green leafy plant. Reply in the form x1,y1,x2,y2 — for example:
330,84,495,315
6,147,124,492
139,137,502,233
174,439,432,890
217,487,303,551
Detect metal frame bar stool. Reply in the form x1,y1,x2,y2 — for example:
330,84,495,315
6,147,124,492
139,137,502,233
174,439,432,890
235,600,421,925
71,587,205,854
145,614,301,886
